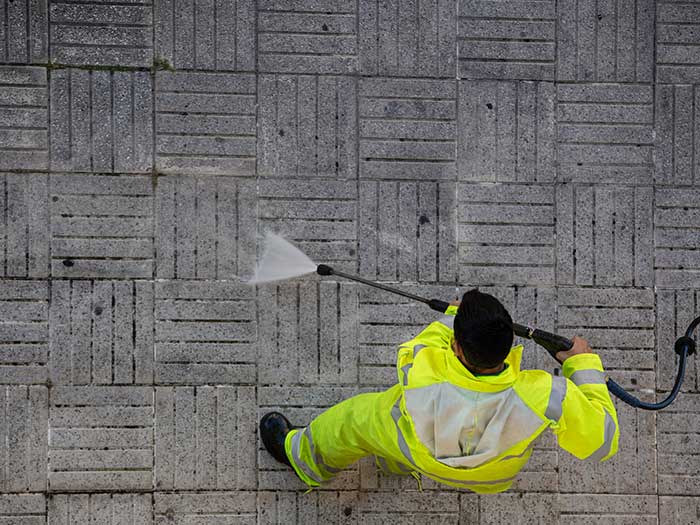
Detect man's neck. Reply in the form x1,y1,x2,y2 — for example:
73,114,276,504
462,360,505,376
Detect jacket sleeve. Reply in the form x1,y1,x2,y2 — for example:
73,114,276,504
550,353,620,462
398,305,459,351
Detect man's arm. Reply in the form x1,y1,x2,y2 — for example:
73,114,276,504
551,337,620,462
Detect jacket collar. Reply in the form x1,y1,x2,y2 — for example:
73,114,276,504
444,342,524,391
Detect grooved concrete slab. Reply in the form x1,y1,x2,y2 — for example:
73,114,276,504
48,387,153,492
49,174,154,277
457,0,556,80
155,71,256,175
49,493,152,524
49,280,153,385
359,78,456,180
1,1,699,523
359,0,456,78
557,83,654,184
155,0,256,71
458,80,555,183
258,74,357,179
0,493,46,523
257,1,358,74
0,67,48,171
49,1,153,67
49,70,153,173
558,0,654,82
0,281,49,384
0,386,47,493
457,183,555,286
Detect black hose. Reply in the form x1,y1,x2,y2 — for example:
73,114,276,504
316,264,696,411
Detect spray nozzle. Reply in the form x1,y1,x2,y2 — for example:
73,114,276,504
316,264,334,276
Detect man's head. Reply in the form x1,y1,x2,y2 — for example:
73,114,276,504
453,289,514,370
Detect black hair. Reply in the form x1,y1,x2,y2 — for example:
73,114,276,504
453,289,514,369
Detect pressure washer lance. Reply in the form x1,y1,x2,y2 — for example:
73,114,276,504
316,264,697,411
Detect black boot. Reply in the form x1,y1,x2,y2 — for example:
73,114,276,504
260,412,294,467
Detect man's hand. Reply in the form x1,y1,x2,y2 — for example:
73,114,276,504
449,300,461,307
555,336,594,363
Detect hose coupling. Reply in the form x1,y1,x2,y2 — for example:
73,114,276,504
674,336,696,357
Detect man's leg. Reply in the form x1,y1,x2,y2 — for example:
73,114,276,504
283,385,406,487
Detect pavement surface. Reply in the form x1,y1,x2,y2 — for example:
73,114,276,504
0,0,699,523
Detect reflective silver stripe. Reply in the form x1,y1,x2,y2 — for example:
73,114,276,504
290,429,323,483
391,399,514,488
463,476,517,487
438,316,454,329
413,343,426,357
391,402,417,468
401,364,412,386
545,376,567,421
589,410,616,461
305,427,341,474
498,447,533,463
395,460,412,474
377,456,390,473
570,369,606,386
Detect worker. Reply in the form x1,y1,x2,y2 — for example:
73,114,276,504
260,288,619,492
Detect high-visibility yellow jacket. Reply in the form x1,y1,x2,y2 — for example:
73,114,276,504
395,305,620,492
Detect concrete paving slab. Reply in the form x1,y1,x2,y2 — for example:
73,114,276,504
657,393,700,496
0,493,45,523
155,71,256,175
0,66,48,171
0,0,47,64
0,174,49,278
156,175,257,279
655,85,700,186
557,0,654,82
659,496,700,525
457,0,556,80
257,1,358,74
49,1,153,67
655,189,700,288
49,280,153,385
359,78,456,181
359,0,455,77
154,280,257,385
49,70,153,173
155,386,256,490
49,174,154,277
48,386,153,492
656,290,700,392
0,280,49,385
559,494,658,524
258,74,357,179
557,83,654,184
257,178,357,272
0,386,47,492
155,0,255,71
457,182,555,286
359,180,456,282
258,281,359,385
49,493,152,524
457,80,555,182
656,1,700,83
556,185,654,287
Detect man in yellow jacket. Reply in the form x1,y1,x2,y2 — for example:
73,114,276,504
260,288,619,492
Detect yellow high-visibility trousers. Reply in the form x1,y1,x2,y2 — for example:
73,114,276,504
284,384,413,487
